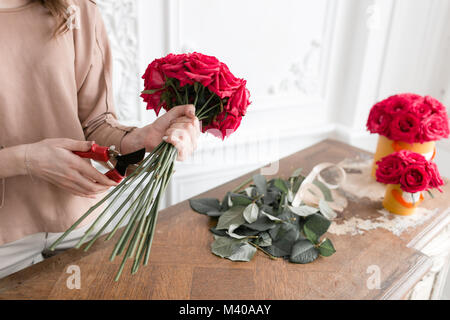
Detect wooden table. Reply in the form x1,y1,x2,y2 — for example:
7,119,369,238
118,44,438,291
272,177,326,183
1,139,450,299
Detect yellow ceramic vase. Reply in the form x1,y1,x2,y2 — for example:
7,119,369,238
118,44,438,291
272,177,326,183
382,184,424,216
372,135,436,177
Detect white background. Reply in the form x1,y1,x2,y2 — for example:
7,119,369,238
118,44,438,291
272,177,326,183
97,0,450,298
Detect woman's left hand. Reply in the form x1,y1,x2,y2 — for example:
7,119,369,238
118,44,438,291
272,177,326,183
121,104,200,161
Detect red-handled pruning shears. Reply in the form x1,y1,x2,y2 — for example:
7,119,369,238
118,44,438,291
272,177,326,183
74,143,146,183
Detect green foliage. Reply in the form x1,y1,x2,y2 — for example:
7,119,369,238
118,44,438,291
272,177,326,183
189,168,336,264
289,240,319,264
318,238,336,257
243,203,259,223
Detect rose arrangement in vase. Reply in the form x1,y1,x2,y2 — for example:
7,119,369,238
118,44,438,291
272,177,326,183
366,93,449,176
51,52,251,280
375,150,444,215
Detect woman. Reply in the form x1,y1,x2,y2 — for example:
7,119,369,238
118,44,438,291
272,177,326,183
0,0,200,278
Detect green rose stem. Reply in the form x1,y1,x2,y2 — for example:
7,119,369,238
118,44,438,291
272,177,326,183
126,179,158,258
81,170,154,252
195,91,215,115
197,102,220,120
168,81,184,104
143,155,176,266
248,241,277,260
184,86,188,104
231,176,254,193
116,166,161,248
194,87,199,106
114,147,177,281
48,152,155,251
113,184,159,280
132,158,175,274
131,204,156,272
103,185,150,242
103,150,166,243
76,164,159,250
110,144,171,260
116,158,167,258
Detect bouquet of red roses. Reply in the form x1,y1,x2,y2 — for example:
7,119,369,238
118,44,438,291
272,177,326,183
51,52,251,280
142,52,250,138
367,93,449,144
376,150,444,193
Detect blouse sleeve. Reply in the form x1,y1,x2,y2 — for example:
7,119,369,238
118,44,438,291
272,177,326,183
75,2,136,153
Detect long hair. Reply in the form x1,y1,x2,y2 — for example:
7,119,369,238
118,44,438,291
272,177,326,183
39,0,69,35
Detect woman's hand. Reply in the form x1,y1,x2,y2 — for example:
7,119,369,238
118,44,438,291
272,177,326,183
25,138,118,198
121,105,200,161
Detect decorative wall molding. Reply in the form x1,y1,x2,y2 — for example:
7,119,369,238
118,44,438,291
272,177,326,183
97,0,141,124
166,0,338,114
267,39,322,97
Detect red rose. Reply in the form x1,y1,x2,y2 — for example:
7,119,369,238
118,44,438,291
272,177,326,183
162,54,195,87
226,83,251,117
389,112,420,143
205,113,242,140
366,103,392,135
219,113,242,138
411,102,433,121
142,60,164,90
423,96,448,116
377,151,444,193
426,162,444,192
400,165,430,193
210,63,244,99
141,52,250,139
383,94,421,114
141,60,166,114
396,150,427,166
161,64,191,87
184,52,220,87
141,90,164,115
376,154,406,184
367,93,449,143
161,53,188,66
201,123,222,138
220,64,242,90
420,113,450,142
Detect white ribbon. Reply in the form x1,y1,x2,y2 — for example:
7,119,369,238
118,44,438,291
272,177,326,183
291,162,347,218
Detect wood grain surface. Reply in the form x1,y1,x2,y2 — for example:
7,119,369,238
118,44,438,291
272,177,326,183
1,139,448,300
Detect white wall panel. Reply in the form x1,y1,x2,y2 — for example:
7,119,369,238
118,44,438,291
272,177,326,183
176,0,329,97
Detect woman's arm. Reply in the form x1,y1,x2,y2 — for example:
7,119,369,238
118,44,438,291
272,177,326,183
121,104,200,161
0,139,117,198
0,145,27,179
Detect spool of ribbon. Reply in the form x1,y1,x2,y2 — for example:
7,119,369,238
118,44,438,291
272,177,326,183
291,162,347,219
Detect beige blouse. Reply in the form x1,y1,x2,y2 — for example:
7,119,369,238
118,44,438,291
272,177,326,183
0,0,136,245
